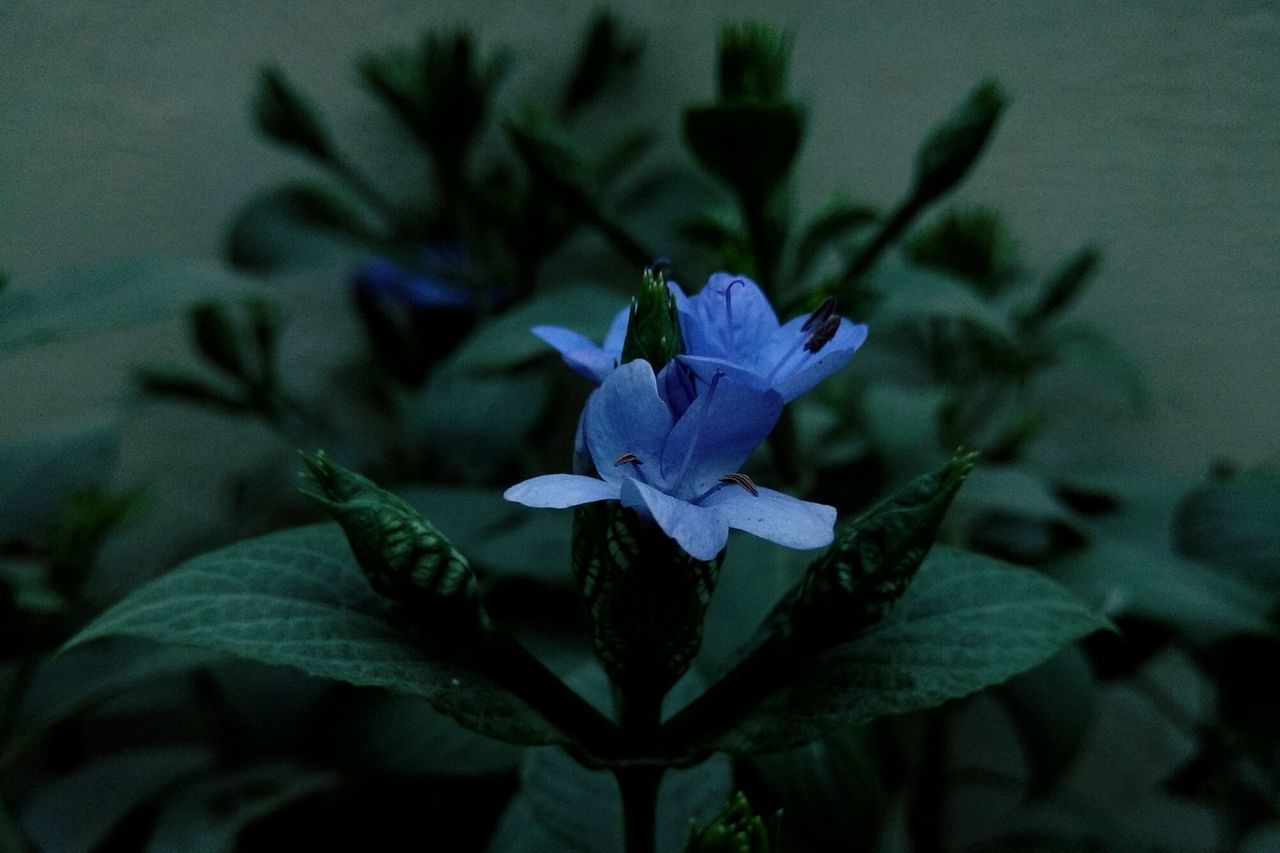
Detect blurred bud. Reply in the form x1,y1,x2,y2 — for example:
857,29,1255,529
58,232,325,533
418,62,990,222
301,451,482,629
190,301,246,378
1018,246,1101,331
560,10,645,117
253,66,335,162
621,262,682,368
717,22,792,103
685,792,775,853
912,80,1007,204
789,451,977,647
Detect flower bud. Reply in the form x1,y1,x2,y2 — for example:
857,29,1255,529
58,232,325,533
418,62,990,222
620,262,682,369
912,81,1007,205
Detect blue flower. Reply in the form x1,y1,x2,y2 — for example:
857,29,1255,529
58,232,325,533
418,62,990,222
532,274,867,402
677,274,867,402
504,359,836,560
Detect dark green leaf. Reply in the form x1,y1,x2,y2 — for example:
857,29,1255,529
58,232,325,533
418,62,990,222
1017,247,1101,330
912,80,1007,204
253,66,335,161
1048,322,1148,410
145,763,337,853
793,201,878,279
904,205,1021,297
190,301,247,378
683,102,804,203
66,524,565,745
1174,476,1280,591
560,10,645,117
135,366,246,413
0,419,120,541
225,184,379,273
717,22,792,103
712,547,1106,752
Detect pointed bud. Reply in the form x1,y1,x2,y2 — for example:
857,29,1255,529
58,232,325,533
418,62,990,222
912,80,1007,204
189,301,247,378
620,263,682,368
717,22,792,103
300,451,482,629
254,66,335,162
789,451,978,647
685,792,776,853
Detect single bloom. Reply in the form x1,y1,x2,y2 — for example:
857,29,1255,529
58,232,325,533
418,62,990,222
532,273,867,402
504,359,836,561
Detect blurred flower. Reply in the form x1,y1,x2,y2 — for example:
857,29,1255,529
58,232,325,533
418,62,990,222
505,359,835,560
533,273,867,401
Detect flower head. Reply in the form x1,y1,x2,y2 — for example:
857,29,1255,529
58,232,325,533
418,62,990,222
504,360,835,560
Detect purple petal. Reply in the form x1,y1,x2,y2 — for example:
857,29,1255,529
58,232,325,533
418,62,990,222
660,376,782,494
531,325,617,383
620,479,729,561
656,361,697,419
600,306,632,354
701,485,837,550
585,360,674,483
686,273,780,361
504,474,619,508
770,319,868,402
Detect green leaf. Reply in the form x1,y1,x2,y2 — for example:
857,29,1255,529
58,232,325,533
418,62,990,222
145,763,337,853
904,205,1021,297
793,201,878,279
711,547,1106,752
189,301,247,378
1017,247,1101,330
66,524,565,745
683,102,804,203
560,10,645,117
447,284,626,374
1174,476,1280,592
253,66,335,161
225,184,377,273
1048,322,1148,410
19,746,215,853
911,80,1007,204
0,418,120,541
0,259,258,351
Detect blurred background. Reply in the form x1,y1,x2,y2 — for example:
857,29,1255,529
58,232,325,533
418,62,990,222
1,2,1278,851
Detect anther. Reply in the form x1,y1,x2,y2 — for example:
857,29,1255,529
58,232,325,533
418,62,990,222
802,296,838,332
615,452,644,467
719,472,760,496
804,316,841,353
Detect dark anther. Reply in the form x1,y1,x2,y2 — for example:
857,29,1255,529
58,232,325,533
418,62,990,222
802,296,838,332
804,316,841,353
719,472,760,496
615,452,644,467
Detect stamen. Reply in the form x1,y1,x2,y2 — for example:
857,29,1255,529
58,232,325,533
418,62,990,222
669,370,723,485
615,452,644,467
802,296,837,332
719,472,760,496
804,316,841,353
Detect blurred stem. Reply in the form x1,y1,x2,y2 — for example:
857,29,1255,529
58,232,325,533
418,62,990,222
741,192,783,291
616,764,663,853
908,709,949,853
831,194,925,302
328,156,401,228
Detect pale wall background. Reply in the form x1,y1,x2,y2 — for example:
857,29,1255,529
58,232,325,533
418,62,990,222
2,1,1277,483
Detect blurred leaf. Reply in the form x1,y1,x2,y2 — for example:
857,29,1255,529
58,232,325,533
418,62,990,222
904,205,1020,297
911,80,1007,204
1048,322,1147,409
996,646,1097,798
487,666,731,852
1017,247,1101,331
253,66,335,161
679,208,753,273
2,642,223,769
793,201,878,279
0,558,66,615
135,365,247,413
683,102,804,204
0,259,257,351
226,184,377,273
329,691,521,777
712,547,1106,752
66,524,566,746
145,763,337,853
1174,476,1280,591
560,10,645,117
594,130,658,189
447,284,625,373
716,22,792,103
19,745,215,853
401,486,570,582
869,262,1009,330
0,418,120,541
858,382,948,473
190,301,247,378
0,801,25,853
409,369,551,481
1049,538,1274,642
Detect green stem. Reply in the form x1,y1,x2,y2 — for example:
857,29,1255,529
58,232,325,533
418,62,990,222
615,761,664,853
832,194,924,301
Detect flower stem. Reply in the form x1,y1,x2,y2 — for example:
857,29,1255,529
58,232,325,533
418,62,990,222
615,764,664,853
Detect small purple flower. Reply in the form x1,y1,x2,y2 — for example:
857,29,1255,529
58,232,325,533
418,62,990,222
532,273,867,402
504,360,836,560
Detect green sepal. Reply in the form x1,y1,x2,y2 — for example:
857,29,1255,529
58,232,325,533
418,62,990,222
717,22,792,103
684,791,777,853
253,66,335,163
620,264,682,368
788,450,978,647
572,502,720,698
300,451,482,630
911,80,1007,205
